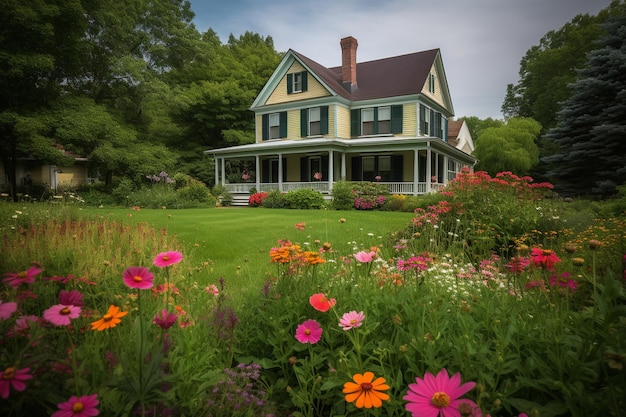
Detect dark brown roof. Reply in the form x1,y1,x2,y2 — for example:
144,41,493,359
292,49,440,101
448,120,463,138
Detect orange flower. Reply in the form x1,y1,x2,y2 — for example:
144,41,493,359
343,371,390,408
304,251,326,265
90,305,128,331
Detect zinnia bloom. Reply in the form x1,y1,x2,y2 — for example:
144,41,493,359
309,293,336,312
339,311,365,331
404,368,477,417
153,309,177,329
122,267,154,290
0,367,32,398
52,393,99,417
91,305,128,331
294,319,322,344
343,371,390,409
2,266,41,287
0,301,18,320
530,248,561,271
549,272,578,291
43,304,81,326
153,251,183,268
59,290,85,307
354,251,376,263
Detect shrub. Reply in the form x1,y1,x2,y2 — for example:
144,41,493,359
172,172,192,189
176,178,216,207
261,189,288,208
249,192,268,207
284,188,325,209
111,178,136,206
331,181,354,210
385,194,407,211
352,182,389,210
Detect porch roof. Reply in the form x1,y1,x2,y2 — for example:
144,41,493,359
206,137,476,164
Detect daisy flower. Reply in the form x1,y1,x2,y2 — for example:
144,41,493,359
343,371,390,409
43,304,81,326
404,368,478,417
339,311,365,331
51,393,99,417
90,305,128,331
153,251,183,268
122,267,154,290
0,367,32,399
294,319,322,344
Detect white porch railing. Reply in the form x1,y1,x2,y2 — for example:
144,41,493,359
224,181,441,195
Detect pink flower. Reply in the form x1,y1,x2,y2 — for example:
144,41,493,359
153,309,177,330
0,301,18,320
549,272,578,291
294,222,306,231
339,311,365,331
2,266,41,287
530,248,561,271
153,251,183,268
313,172,322,181
10,315,40,337
59,290,85,307
0,367,32,398
43,304,81,326
51,393,99,417
354,251,377,263
205,284,219,296
295,319,322,344
404,368,478,417
122,267,154,290
309,293,336,312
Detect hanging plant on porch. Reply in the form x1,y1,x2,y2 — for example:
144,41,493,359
313,172,322,181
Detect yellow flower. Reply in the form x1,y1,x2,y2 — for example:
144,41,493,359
91,305,128,331
343,371,390,408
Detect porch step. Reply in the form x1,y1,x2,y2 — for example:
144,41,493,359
230,194,249,206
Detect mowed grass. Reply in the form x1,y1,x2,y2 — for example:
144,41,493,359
84,207,413,294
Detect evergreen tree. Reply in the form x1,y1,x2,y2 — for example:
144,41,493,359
544,16,626,196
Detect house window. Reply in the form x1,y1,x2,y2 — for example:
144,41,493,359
269,113,280,139
309,156,321,181
378,106,391,134
424,108,431,136
287,71,307,94
309,107,321,136
361,108,375,135
429,73,436,94
293,72,303,93
362,155,391,181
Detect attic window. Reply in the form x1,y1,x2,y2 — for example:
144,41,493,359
287,71,308,94
293,72,303,92
428,73,436,94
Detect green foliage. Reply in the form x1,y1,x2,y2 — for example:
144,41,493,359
175,178,216,206
211,184,233,206
111,178,136,206
284,189,326,210
261,189,288,208
331,181,355,210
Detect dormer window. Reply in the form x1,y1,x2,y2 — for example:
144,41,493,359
428,73,436,94
287,71,308,94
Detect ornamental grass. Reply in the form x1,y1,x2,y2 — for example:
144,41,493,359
1,174,625,416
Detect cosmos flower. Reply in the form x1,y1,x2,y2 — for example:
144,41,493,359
43,304,81,326
343,371,390,409
0,367,32,399
153,251,183,268
59,290,85,307
339,311,365,331
294,319,322,344
549,272,578,291
90,305,128,331
2,266,42,287
309,293,336,312
122,267,154,290
153,309,177,330
354,251,377,263
404,368,478,417
0,301,18,320
51,393,99,417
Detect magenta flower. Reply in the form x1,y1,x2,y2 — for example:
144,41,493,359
153,251,183,268
122,267,154,290
10,315,40,337
295,319,323,344
549,272,578,291
0,301,18,320
2,266,41,287
404,368,478,417
354,251,376,263
52,393,99,417
339,311,365,331
153,309,177,330
530,248,561,271
43,304,81,326
0,367,32,398
59,290,85,307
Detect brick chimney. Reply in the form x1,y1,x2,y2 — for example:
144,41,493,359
340,36,358,91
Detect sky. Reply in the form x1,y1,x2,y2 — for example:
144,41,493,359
188,0,612,120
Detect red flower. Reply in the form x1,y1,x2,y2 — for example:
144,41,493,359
309,293,336,312
530,248,561,271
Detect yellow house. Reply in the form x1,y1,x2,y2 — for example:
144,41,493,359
206,36,476,204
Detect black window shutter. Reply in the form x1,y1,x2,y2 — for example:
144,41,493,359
279,111,287,138
351,157,362,181
435,112,442,139
287,73,293,94
262,114,269,141
282,157,287,181
430,109,435,136
373,107,379,135
391,105,403,134
444,118,449,142
350,109,360,137
391,155,403,182
419,105,425,135
320,106,329,135
300,109,308,137
262,159,269,182
322,155,329,181
300,157,307,181
301,72,308,92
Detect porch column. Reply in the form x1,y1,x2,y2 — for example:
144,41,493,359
426,144,432,193
214,156,219,186
255,155,260,191
328,150,334,191
220,157,226,186
413,150,419,196
341,152,346,180
443,155,449,184
278,153,283,191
